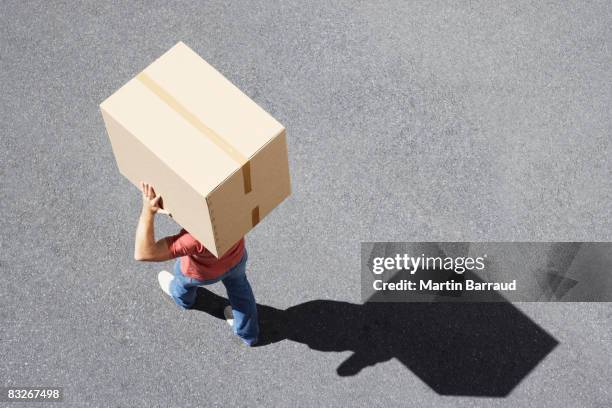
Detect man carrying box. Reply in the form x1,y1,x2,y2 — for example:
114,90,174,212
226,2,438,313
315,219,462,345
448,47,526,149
133,182,259,347
101,42,291,348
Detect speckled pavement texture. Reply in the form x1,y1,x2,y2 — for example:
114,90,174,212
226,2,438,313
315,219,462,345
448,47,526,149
1,1,610,407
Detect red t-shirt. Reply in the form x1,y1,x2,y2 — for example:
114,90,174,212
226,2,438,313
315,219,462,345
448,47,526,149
165,229,245,281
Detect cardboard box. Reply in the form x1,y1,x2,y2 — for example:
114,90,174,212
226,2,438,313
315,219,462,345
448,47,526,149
100,42,291,257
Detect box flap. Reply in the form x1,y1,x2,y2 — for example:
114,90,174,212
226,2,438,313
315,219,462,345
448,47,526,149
142,42,285,160
100,79,238,196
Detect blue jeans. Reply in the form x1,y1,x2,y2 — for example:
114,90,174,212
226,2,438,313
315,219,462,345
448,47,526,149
170,251,259,346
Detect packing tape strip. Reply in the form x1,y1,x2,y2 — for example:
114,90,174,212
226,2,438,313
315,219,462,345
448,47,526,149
137,72,253,194
251,206,260,227
242,161,252,194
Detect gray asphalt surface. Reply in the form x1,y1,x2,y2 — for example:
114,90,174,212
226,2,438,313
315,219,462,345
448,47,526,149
1,1,611,407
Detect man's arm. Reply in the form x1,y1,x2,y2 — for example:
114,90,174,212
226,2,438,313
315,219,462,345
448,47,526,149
133,182,174,262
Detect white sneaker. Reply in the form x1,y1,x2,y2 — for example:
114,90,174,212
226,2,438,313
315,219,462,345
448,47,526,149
223,306,234,328
158,270,173,296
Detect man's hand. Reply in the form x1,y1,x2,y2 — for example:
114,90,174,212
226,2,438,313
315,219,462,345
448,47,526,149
140,182,170,216
134,181,174,261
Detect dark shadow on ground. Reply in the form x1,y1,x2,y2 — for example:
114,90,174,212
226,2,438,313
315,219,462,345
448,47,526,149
192,288,557,397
